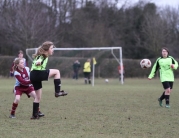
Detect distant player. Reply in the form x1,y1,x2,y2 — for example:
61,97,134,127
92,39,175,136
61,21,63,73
83,58,91,84
30,41,68,119
10,50,28,77
118,65,124,82
9,58,44,118
73,60,81,80
148,47,178,108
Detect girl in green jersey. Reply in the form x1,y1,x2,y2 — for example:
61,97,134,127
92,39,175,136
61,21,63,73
30,41,68,119
148,47,178,108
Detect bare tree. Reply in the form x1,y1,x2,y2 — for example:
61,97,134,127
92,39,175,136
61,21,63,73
159,6,179,56
0,0,59,54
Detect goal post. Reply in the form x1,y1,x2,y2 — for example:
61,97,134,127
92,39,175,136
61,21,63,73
26,47,124,84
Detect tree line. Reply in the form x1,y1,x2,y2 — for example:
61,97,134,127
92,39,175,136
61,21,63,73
0,0,179,59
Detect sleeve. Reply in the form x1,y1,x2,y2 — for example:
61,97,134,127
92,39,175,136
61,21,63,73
14,72,31,86
32,56,42,66
84,62,87,69
170,56,178,70
86,63,90,69
148,58,160,79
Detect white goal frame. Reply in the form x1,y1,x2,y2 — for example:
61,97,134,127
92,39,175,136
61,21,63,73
26,47,124,84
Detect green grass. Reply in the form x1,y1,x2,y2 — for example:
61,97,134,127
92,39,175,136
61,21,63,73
1,78,179,138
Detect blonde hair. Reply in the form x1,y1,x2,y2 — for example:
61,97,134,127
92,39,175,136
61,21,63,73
33,41,55,58
12,58,23,73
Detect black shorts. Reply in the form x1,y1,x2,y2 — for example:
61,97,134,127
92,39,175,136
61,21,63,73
83,72,91,79
30,70,50,90
162,81,173,89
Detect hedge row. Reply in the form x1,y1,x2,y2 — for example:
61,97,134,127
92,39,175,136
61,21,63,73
1,56,179,78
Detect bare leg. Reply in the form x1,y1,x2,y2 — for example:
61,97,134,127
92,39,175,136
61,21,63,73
49,69,60,78
35,89,42,102
14,95,21,104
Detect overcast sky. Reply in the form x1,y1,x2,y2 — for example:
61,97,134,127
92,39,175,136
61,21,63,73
124,0,179,8
149,0,179,7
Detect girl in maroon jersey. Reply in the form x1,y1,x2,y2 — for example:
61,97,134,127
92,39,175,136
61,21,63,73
9,58,43,119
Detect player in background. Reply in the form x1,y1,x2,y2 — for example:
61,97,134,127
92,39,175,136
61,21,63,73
73,60,81,80
9,58,44,118
118,64,125,82
10,50,28,77
30,41,68,119
148,47,178,108
83,58,91,84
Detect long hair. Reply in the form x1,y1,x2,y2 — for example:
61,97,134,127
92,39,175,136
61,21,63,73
12,58,22,73
32,41,55,58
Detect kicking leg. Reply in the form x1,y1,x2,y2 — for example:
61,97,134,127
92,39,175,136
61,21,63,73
49,69,67,97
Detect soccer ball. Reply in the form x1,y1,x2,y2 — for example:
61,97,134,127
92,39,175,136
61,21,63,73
140,59,151,69
105,79,109,83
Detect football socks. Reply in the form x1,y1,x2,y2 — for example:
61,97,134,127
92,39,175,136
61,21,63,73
165,95,170,105
54,79,61,93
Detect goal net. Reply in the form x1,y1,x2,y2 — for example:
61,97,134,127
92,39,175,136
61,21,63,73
26,47,124,85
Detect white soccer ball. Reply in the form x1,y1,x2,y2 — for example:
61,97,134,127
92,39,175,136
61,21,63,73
140,59,151,69
105,79,109,83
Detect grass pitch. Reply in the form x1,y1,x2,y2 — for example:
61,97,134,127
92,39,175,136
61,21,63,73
0,78,179,138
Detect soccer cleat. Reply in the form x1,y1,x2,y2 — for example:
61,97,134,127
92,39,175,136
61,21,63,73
9,114,16,118
55,90,68,97
38,111,45,117
165,105,170,108
158,98,163,107
31,116,39,120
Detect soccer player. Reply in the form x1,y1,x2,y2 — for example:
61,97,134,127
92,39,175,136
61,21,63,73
83,58,91,84
30,41,68,119
9,58,43,118
118,65,125,82
148,47,178,108
10,50,28,77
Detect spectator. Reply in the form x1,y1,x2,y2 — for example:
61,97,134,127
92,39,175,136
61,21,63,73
10,50,28,77
73,60,81,80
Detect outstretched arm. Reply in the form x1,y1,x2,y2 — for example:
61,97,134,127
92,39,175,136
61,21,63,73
148,58,160,79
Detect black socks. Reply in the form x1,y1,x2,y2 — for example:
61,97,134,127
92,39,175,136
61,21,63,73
159,92,165,101
33,102,39,117
54,79,61,93
165,95,170,105
159,91,170,105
